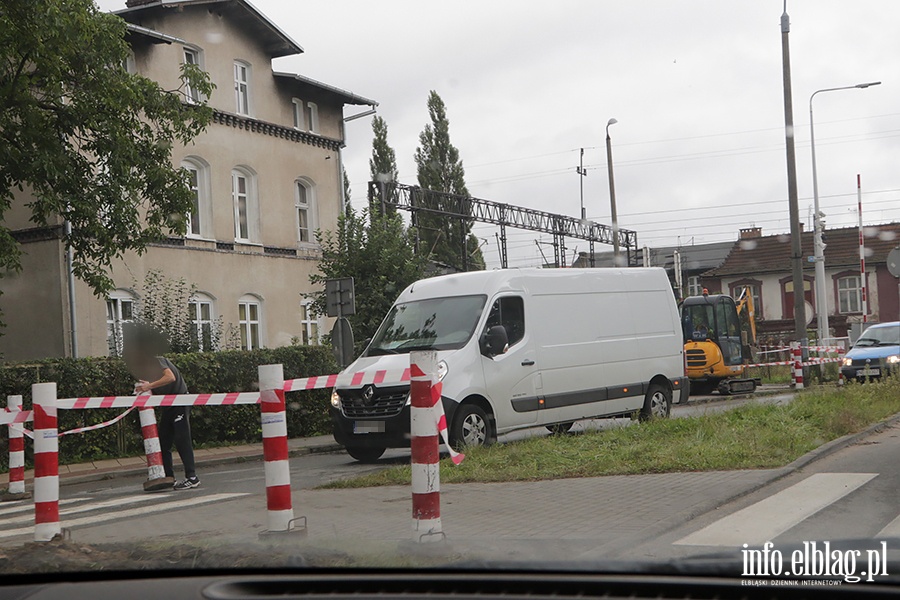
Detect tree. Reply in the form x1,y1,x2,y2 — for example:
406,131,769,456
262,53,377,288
0,0,214,325
414,91,485,271
369,115,399,182
310,206,426,351
123,270,236,355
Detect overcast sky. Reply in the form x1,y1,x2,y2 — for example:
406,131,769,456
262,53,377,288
98,1,900,268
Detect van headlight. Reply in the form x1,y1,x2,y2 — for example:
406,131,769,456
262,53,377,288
842,358,853,367
330,389,341,408
404,361,449,406
889,355,900,365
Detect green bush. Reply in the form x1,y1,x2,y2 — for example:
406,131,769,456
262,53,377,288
0,346,339,471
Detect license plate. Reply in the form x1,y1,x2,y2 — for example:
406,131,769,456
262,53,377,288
859,368,880,377
353,421,385,434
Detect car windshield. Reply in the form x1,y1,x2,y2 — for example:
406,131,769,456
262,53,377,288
855,326,900,347
366,295,486,355
6,0,900,592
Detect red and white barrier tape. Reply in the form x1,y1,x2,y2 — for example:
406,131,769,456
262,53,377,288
282,368,410,392
1,407,34,426
807,345,846,353
57,391,262,410
58,407,136,437
745,360,795,368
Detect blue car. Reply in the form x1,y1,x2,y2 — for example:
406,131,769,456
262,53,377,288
840,321,900,382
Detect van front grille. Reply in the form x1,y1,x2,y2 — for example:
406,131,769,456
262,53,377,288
339,385,409,419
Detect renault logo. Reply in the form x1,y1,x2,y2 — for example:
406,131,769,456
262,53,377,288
362,385,375,405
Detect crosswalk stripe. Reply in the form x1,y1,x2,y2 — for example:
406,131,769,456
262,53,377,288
674,472,878,547
876,514,900,539
1,494,162,528
0,497,86,519
0,493,249,540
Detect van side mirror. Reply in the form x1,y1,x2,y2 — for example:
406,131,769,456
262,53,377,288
481,325,509,358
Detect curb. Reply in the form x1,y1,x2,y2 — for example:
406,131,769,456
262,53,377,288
52,441,346,488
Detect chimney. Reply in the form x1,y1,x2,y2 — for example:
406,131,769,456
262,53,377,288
739,226,762,240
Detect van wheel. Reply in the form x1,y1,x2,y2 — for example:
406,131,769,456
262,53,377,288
640,383,671,421
546,422,574,435
450,404,491,449
345,445,386,463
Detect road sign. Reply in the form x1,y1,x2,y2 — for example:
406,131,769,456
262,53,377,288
888,247,900,278
325,277,356,317
331,317,355,368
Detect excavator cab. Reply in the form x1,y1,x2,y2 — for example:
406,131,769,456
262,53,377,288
680,291,756,395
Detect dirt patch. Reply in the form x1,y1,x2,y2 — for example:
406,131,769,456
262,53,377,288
0,537,354,574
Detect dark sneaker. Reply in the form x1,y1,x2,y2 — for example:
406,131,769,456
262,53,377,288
174,477,200,490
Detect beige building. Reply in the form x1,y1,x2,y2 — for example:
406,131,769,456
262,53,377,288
1,0,376,362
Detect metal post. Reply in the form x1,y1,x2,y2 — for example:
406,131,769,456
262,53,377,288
33,382,60,542
578,147,586,220
3,395,28,501
606,119,620,265
258,364,302,536
410,350,442,542
858,174,868,323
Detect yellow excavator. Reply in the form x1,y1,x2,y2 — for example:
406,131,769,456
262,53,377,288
680,288,759,395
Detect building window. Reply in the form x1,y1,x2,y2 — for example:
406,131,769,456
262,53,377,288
238,295,262,350
292,98,305,130
106,290,135,356
686,276,703,297
234,60,250,115
124,50,136,74
307,102,319,133
232,168,257,242
183,47,200,103
837,275,862,314
299,300,319,345
780,276,814,320
189,293,215,351
296,179,316,243
181,157,209,238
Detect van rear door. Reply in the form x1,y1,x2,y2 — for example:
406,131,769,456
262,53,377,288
481,295,538,428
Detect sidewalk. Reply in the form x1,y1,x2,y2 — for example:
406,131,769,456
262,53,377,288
0,434,343,488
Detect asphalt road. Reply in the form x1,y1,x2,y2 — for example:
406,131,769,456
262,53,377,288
0,387,796,549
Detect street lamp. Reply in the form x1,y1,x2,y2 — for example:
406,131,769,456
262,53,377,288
809,81,880,342
606,118,619,264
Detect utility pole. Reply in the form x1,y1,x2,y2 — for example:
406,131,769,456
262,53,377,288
576,147,587,220
780,2,808,359
606,119,620,264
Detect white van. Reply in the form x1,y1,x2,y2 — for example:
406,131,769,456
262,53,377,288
330,268,687,462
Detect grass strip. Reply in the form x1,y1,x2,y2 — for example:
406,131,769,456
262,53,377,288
320,378,900,489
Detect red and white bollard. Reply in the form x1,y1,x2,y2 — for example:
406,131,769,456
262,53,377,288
410,350,443,542
791,342,804,390
33,382,60,542
259,363,303,536
139,404,173,492
3,395,29,501
838,348,845,387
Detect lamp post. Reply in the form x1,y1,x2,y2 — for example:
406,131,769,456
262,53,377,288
606,118,619,264
809,81,880,342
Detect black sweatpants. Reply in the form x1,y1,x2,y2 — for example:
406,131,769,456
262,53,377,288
158,406,196,479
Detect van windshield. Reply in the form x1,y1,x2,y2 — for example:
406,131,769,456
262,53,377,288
366,294,487,355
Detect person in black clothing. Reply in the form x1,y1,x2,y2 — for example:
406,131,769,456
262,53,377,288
124,326,200,490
